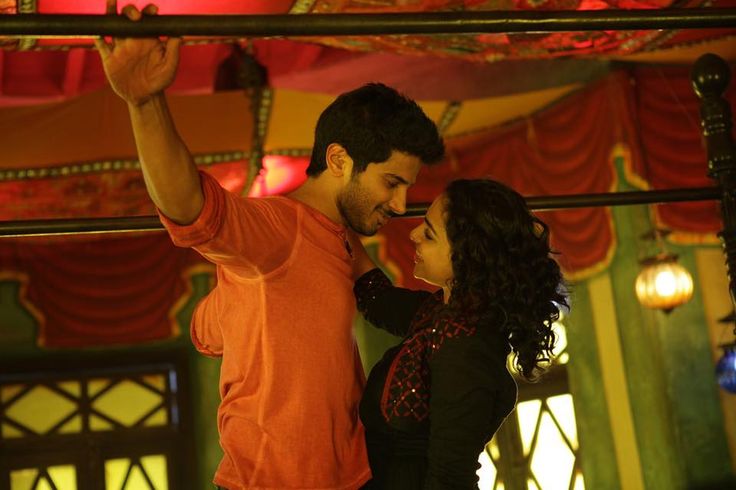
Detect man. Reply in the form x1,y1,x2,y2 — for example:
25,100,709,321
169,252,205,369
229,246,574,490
96,5,444,489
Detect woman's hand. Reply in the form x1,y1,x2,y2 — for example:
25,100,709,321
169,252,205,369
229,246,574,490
347,230,378,280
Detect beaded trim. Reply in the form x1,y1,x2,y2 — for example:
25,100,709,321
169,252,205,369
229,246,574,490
0,149,310,182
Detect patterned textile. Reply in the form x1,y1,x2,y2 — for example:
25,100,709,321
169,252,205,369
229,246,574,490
300,0,734,61
355,268,477,422
382,305,477,421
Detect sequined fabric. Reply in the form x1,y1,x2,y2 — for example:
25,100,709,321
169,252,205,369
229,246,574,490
355,268,477,423
355,267,394,324
382,304,476,422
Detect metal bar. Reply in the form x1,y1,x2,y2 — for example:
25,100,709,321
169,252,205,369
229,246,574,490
0,186,720,237
523,186,721,211
0,9,735,38
407,186,721,215
0,216,165,237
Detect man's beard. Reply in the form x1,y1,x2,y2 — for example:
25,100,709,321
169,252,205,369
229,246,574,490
337,180,383,236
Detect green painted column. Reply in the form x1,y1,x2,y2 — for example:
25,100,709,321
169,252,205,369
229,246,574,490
651,245,734,488
353,241,402,374
0,280,38,359
608,159,685,489
564,282,621,489
188,349,223,489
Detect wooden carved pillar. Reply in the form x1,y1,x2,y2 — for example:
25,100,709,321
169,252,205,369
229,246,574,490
692,53,736,330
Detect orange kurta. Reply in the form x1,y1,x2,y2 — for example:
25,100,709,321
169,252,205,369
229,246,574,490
161,172,370,489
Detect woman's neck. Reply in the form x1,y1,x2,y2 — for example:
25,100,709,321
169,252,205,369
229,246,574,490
442,286,451,304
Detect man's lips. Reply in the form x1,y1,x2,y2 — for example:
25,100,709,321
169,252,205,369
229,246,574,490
376,210,392,224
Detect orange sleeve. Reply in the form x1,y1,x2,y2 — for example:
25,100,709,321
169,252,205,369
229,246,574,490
159,171,298,277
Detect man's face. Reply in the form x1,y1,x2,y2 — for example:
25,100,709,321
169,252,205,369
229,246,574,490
336,151,422,236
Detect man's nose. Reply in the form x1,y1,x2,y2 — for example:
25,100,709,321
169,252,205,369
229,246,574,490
389,188,407,215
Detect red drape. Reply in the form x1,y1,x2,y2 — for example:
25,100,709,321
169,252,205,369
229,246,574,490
628,65,736,237
2,0,735,104
371,75,633,287
0,234,204,348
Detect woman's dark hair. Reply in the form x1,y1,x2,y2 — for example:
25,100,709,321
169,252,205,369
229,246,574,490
444,179,567,381
306,83,444,177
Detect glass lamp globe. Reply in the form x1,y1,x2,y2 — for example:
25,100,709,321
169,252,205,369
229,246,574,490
635,254,694,312
716,344,736,394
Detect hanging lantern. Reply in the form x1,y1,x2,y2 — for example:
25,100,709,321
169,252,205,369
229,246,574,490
635,253,694,312
716,312,736,395
716,344,736,394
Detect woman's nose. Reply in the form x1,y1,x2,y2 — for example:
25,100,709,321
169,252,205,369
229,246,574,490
409,227,420,243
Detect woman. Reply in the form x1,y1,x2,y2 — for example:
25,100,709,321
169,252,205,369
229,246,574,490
350,179,567,489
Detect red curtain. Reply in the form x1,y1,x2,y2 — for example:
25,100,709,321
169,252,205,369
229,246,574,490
0,234,204,348
372,75,634,287
370,68,729,288
628,65,735,236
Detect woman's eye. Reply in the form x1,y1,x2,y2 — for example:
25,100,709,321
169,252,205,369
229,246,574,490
424,230,433,240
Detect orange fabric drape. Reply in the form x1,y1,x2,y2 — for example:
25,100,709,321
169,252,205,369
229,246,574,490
0,88,252,171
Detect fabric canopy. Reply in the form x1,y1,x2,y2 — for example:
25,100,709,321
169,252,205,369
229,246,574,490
2,0,735,61
2,63,731,347
0,0,732,347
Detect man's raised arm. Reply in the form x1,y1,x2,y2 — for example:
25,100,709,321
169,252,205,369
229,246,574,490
95,4,202,224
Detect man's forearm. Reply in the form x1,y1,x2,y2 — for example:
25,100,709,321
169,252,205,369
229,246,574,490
129,94,204,225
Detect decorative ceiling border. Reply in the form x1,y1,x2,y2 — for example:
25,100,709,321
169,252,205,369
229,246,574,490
289,0,318,14
0,148,322,182
18,39,245,52
0,151,247,182
437,101,462,135
267,148,312,157
16,0,36,51
243,86,273,195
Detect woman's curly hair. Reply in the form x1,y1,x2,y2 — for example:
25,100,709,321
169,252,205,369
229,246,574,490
444,179,567,381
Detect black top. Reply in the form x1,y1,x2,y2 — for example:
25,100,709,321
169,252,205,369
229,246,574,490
354,268,518,490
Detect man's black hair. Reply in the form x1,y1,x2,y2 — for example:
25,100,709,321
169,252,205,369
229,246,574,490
306,83,444,177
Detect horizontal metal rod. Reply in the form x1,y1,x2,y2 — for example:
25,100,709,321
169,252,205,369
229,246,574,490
523,185,721,211
0,216,165,238
0,186,721,237
407,185,722,214
0,9,735,38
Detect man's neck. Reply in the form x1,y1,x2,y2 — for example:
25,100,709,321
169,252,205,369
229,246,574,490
288,178,344,225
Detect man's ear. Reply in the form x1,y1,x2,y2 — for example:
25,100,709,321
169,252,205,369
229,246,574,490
325,143,352,177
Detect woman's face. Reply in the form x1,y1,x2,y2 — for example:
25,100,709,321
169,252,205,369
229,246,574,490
410,195,454,290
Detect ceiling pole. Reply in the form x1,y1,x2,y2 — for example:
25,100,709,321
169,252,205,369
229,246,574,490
692,53,736,329
0,9,735,38
0,186,721,237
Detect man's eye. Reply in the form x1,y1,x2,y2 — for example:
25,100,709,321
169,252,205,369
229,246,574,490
386,180,399,188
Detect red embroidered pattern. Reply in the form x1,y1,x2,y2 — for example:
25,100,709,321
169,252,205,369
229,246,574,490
381,300,476,422
354,268,478,423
